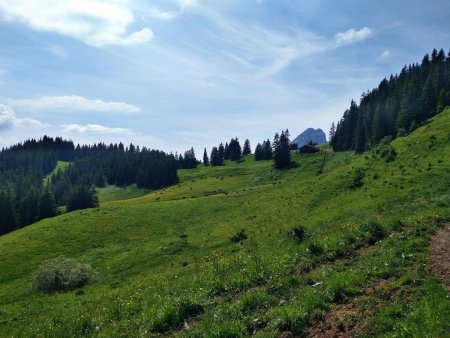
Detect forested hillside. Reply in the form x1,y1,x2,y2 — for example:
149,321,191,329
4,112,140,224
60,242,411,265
0,137,178,235
331,48,450,152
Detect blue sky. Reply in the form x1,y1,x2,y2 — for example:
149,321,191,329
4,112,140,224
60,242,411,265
0,0,449,154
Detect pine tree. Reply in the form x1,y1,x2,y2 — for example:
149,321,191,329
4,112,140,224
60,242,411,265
254,143,264,161
263,139,273,160
0,190,16,235
243,139,251,156
210,147,220,166
228,138,242,161
224,142,230,160
203,148,209,166
38,186,57,220
218,143,225,162
273,130,291,169
329,122,336,143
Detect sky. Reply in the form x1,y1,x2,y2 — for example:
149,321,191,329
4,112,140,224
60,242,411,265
0,0,449,154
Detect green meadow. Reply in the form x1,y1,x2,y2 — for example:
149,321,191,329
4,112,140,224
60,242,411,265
1,108,450,337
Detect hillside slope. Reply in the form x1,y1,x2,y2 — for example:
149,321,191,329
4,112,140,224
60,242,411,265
0,108,449,337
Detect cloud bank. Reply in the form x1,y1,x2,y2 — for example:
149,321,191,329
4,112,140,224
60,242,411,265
0,0,153,46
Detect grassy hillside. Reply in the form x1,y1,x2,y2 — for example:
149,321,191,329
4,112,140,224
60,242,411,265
1,109,449,337
43,160,70,185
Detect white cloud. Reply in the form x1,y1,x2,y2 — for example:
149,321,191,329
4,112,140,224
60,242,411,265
61,123,137,135
380,50,390,59
9,95,141,113
334,27,372,46
0,103,47,130
0,0,153,47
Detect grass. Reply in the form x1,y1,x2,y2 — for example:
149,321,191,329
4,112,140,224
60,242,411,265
0,108,449,337
43,160,70,185
97,184,151,203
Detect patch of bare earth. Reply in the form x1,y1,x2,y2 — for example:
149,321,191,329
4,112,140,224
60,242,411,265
429,224,450,291
307,279,393,338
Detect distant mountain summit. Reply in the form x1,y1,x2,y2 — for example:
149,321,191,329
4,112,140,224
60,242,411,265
291,128,326,147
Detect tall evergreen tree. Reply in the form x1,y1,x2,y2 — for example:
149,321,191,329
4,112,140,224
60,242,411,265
0,189,17,235
38,186,57,220
224,142,230,160
203,148,209,166
254,143,264,161
273,130,291,169
66,186,98,212
243,139,251,156
218,143,225,162
329,122,336,143
228,138,242,161
263,139,273,160
210,147,222,166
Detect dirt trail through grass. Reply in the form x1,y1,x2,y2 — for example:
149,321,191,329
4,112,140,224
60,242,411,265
429,224,450,291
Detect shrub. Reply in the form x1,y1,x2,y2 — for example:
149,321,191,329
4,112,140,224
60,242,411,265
350,168,365,188
359,222,387,245
33,256,99,293
289,226,306,243
308,242,324,256
230,229,247,243
152,301,204,333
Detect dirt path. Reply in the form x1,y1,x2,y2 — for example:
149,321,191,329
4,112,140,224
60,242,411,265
429,224,450,291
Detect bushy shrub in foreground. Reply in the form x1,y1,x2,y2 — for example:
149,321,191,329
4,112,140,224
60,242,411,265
33,256,99,293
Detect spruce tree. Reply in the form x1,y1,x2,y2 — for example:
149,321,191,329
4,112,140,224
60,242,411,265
203,148,209,166
263,139,273,160
273,130,291,169
243,139,251,156
224,142,230,160
228,138,242,161
38,186,57,220
254,143,264,161
218,143,225,162
329,122,336,143
0,190,16,235
210,147,221,166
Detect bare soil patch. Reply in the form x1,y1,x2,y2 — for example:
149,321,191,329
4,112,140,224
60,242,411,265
429,224,450,291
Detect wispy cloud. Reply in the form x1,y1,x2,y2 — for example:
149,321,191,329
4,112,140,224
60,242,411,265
61,123,137,135
0,0,153,47
334,27,372,46
174,3,373,79
8,95,141,114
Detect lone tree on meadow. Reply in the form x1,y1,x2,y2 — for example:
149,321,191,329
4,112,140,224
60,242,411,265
273,129,291,169
243,139,251,156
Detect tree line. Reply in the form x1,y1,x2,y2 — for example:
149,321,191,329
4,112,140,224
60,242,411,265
0,136,179,236
330,48,450,152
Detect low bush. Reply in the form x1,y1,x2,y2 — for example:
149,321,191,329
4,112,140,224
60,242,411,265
308,242,324,256
359,222,387,245
289,226,306,243
33,256,99,293
230,229,247,243
152,301,204,333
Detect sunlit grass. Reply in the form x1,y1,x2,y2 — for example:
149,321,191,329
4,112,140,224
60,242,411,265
0,108,449,337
